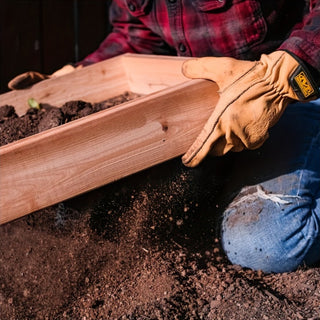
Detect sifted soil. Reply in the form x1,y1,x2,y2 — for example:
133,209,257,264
0,95,319,320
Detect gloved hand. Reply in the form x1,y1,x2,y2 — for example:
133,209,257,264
181,50,319,167
8,64,81,90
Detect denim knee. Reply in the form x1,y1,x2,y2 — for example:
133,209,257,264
221,185,320,273
219,101,320,273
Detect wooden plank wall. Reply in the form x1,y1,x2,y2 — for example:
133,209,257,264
0,0,111,93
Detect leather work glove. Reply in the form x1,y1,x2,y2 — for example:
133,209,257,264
8,64,81,90
181,50,320,167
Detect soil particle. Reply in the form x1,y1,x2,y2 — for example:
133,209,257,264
38,104,64,132
0,94,319,319
0,105,17,121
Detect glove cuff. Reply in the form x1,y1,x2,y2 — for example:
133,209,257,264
284,50,320,101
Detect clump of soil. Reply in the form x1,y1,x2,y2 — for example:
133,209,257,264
0,94,319,319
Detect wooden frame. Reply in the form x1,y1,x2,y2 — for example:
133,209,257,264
0,54,218,225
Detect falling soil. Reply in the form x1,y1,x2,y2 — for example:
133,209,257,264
0,95,319,320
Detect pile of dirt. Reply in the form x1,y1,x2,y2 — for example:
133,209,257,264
0,96,319,319
0,92,138,146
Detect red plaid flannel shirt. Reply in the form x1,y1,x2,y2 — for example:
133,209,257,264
79,0,320,73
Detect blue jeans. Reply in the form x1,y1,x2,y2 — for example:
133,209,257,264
221,100,320,273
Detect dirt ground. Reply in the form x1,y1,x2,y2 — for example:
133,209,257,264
0,98,320,320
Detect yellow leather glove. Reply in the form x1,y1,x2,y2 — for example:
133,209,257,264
8,64,81,90
182,50,319,167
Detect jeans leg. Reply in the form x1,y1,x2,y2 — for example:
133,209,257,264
221,101,320,273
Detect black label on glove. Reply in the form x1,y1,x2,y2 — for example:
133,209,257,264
290,64,320,101
293,70,315,99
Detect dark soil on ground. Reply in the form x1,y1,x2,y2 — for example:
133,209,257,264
0,95,319,320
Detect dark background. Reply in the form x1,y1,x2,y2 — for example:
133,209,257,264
0,0,112,93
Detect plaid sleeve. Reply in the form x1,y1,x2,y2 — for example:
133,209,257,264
78,1,175,66
279,0,320,73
